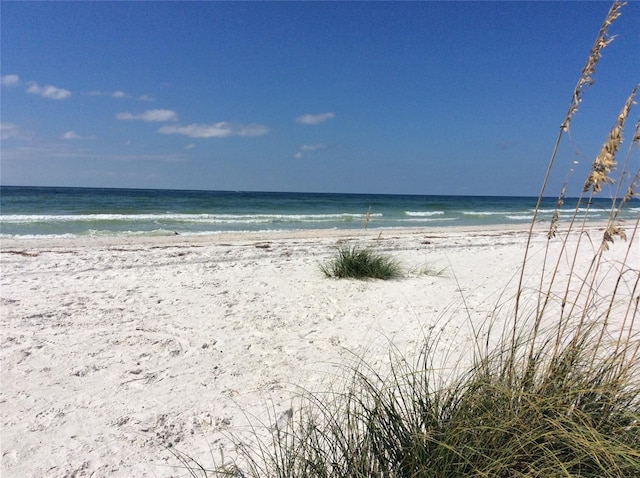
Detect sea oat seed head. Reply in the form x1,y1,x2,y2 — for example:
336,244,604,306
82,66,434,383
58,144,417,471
622,171,640,202
602,223,627,250
547,183,567,239
583,85,637,194
561,1,625,131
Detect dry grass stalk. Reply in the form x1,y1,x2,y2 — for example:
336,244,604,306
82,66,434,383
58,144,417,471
561,0,625,132
601,224,627,250
622,170,639,203
547,182,567,239
593,118,640,362
513,1,626,339
528,88,638,359
584,85,637,194
362,206,371,229
608,212,640,365
604,117,640,241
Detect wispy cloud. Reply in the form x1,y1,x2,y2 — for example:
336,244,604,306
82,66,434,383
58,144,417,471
100,152,188,162
116,109,178,122
1,143,186,163
1,74,20,87
0,142,90,162
294,143,328,159
158,122,270,138
62,131,81,140
88,90,154,101
1,122,22,140
295,112,335,125
26,82,72,100
62,131,96,140
0,122,35,141
88,90,128,98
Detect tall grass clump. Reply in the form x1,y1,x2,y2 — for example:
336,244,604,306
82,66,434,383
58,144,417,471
237,325,639,477
175,2,639,476
320,244,402,280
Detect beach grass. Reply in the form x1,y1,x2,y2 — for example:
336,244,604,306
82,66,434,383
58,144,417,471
232,324,640,478
407,262,447,277
320,244,402,280
174,1,639,475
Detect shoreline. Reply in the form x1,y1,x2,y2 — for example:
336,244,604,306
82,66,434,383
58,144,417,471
0,221,568,249
1,223,633,477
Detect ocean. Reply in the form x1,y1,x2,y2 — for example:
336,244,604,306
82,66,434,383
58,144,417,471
0,186,636,238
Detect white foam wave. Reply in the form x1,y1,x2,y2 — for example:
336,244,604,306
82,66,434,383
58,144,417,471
404,211,445,217
400,217,458,223
462,211,512,216
505,215,534,221
0,212,383,224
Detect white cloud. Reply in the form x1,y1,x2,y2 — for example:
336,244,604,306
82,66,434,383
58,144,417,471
295,112,335,125
88,90,120,97
1,122,20,140
158,122,270,138
26,82,72,100
61,130,95,140
116,109,178,122
294,143,328,159
88,89,154,100
1,74,20,87
0,122,36,141
62,131,81,140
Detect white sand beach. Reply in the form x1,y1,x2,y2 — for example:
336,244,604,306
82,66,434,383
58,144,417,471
1,224,636,477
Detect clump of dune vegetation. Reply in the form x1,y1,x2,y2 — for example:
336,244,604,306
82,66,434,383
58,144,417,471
320,244,402,280
174,1,639,476
229,324,639,477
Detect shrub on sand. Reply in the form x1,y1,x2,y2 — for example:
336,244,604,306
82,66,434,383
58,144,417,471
320,244,402,280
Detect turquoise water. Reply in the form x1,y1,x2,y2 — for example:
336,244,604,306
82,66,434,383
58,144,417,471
0,186,636,238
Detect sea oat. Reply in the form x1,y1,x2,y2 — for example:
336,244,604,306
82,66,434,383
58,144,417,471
548,182,567,239
602,172,639,251
363,206,371,229
602,223,627,250
561,1,624,132
600,144,639,252
633,116,640,145
514,2,626,329
622,170,639,204
583,85,637,194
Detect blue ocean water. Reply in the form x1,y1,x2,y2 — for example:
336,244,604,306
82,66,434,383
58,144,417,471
0,186,637,238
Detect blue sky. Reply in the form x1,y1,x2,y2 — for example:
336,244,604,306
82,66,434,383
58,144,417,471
1,1,638,196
